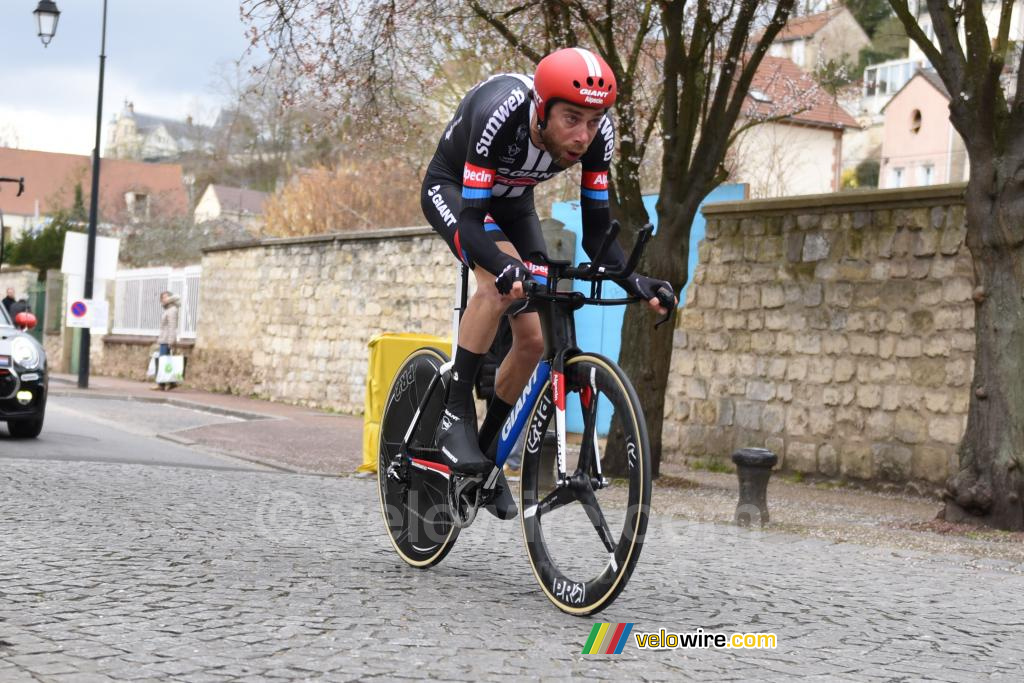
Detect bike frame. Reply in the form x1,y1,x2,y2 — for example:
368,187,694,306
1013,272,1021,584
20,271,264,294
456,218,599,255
405,262,589,490
404,218,662,490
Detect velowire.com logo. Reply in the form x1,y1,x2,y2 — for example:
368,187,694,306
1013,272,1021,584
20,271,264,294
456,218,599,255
583,623,778,654
582,623,634,655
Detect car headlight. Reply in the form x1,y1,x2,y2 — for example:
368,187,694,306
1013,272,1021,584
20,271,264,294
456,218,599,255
11,337,41,370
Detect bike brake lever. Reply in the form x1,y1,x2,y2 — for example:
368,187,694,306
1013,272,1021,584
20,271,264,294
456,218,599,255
654,286,675,330
509,298,531,318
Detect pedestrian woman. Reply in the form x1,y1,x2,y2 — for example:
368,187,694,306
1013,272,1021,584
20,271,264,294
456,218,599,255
154,290,181,391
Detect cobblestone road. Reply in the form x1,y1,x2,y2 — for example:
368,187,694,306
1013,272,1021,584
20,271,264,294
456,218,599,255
2,458,1022,681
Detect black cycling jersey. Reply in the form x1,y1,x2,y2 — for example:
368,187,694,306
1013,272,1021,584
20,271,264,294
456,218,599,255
423,73,627,277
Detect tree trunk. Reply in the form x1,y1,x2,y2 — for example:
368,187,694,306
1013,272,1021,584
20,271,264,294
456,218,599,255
604,195,699,479
943,182,1024,529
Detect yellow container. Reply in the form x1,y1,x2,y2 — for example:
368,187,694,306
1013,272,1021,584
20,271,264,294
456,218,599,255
357,332,451,474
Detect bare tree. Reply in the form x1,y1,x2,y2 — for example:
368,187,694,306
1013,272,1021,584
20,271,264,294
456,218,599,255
242,0,796,476
889,0,1024,529
261,161,425,236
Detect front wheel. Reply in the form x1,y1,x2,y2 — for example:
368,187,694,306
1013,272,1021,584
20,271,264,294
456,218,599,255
7,415,44,438
377,347,459,568
520,353,651,615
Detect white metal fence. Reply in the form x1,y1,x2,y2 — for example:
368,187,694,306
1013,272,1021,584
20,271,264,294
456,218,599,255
112,266,201,339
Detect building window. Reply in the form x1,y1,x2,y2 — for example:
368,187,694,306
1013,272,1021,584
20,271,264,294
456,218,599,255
125,192,150,221
891,167,904,188
791,40,805,67
911,109,922,133
864,68,877,97
863,59,920,99
919,164,934,186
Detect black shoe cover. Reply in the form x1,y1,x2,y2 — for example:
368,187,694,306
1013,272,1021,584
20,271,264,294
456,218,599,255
484,469,518,520
435,408,491,474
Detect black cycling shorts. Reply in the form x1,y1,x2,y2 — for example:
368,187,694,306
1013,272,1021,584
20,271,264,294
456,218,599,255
421,172,547,270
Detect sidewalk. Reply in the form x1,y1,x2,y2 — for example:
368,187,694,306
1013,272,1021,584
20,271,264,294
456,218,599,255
47,373,1024,566
49,373,365,476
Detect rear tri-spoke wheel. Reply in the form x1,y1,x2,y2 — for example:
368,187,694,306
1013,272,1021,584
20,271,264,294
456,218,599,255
520,353,651,615
377,347,459,567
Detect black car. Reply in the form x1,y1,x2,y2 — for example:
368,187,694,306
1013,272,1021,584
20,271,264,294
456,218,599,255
0,304,47,438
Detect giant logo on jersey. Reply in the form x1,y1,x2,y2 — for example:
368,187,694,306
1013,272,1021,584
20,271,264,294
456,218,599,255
495,168,561,187
475,87,527,158
427,185,457,227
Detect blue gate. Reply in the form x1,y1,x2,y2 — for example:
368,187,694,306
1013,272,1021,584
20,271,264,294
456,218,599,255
550,185,748,433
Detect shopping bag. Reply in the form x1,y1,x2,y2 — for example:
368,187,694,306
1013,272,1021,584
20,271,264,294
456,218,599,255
146,352,158,378
155,355,185,384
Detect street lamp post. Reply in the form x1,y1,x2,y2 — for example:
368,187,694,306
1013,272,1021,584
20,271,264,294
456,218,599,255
33,0,59,47
35,0,107,389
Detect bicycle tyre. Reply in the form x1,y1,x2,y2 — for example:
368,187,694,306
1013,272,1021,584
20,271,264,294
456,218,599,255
519,352,651,615
377,346,460,567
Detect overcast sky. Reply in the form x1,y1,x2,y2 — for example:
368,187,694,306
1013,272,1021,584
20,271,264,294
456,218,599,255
0,1,261,156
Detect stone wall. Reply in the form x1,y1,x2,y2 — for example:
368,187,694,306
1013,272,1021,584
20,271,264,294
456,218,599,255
665,184,972,485
188,228,455,413
92,336,195,381
83,185,975,486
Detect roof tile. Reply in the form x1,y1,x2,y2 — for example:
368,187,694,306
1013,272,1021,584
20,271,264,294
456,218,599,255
745,56,859,129
0,147,188,219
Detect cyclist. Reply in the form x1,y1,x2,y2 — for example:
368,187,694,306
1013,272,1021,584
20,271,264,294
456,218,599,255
421,47,676,520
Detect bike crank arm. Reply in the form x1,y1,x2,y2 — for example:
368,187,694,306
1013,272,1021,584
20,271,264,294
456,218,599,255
448,474,484,529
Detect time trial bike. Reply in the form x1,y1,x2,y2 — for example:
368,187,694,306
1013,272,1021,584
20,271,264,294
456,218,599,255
377,222,672,615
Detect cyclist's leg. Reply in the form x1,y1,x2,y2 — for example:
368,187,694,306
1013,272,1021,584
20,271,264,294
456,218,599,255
472,236,541,445
474,203,547,518
486,199,546,409
421,178,520,474
421,179,520,355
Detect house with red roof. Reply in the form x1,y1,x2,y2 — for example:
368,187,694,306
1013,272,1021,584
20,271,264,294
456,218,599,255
0,147,189,239
726,56,859,198
761,6,869,70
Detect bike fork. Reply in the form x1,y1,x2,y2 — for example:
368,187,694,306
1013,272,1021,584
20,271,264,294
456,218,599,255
583,366,609,489
552,350,569,486
549,359,607,489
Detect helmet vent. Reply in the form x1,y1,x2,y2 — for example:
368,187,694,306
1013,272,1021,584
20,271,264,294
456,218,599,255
573,80,581,88
586,77,594,86
598,78,604,87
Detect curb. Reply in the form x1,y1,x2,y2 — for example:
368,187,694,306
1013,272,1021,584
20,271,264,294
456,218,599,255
152,432,303,475
48,390,277,422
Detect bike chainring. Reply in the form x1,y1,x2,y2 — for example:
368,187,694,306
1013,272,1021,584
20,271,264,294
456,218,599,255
448,474,484,529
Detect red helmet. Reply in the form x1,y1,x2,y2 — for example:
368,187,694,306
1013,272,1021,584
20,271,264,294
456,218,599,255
533,47,617,123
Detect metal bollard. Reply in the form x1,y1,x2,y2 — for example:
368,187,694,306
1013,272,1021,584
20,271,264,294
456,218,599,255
731,448,779,527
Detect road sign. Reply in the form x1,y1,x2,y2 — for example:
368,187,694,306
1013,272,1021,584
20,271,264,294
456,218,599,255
66,298,108,330
67,299,92,328
60,232,120,279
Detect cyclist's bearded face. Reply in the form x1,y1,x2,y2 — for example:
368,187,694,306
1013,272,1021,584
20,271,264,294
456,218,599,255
536,102,605,168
